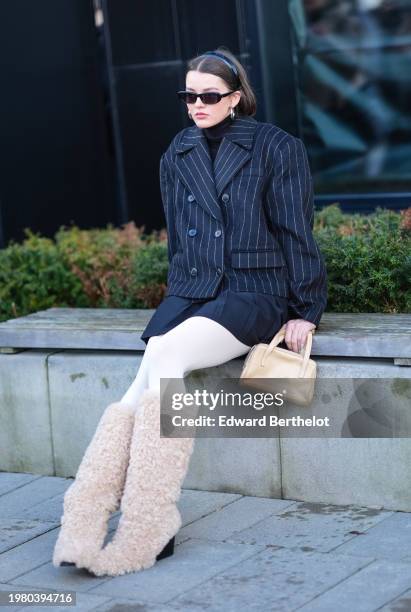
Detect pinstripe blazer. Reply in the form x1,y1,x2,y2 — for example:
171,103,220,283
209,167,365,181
159,115,327,327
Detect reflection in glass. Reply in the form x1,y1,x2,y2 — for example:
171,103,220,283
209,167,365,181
289,0,411,193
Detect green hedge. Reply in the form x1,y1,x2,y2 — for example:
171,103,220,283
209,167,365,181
0,205,410,322
314,205,410,314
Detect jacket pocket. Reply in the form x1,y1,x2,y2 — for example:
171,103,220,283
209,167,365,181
231,248,286,268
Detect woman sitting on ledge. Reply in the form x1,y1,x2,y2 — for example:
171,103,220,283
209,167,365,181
53,47,327,577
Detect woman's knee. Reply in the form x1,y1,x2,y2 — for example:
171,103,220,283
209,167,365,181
146,333,173,355
146,333,181,372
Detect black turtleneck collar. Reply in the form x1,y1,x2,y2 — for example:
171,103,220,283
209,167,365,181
202,114,233,141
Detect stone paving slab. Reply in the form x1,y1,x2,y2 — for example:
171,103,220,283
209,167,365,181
297,559,411,612
93,599,174,611
10,559,110,593
86,539,265,604
168,546,375,612
379,587,411,611
0,487,240,584
178,495,296,542
0,528,60,583
0,582,111,612
0,476,69,519
331,511,411,562
104,490,244,545
225,501,394,552
10,540,264,602
175,489,242,527
11,492,66,523
2,473,411,611
0,519,57,555
0,473,41,497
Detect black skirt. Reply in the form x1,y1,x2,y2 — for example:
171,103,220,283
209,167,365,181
140,287,289,348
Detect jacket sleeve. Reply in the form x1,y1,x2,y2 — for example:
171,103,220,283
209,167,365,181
159,151,180,264
265,134,328,327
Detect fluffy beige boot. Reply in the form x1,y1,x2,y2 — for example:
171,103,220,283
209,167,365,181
84,387,195,577
52,401,136,569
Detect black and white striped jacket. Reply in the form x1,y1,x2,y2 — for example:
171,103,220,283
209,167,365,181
159,115,327,327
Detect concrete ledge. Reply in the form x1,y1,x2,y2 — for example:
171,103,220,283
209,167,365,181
0,350,56,475
48,350,145,476
1,308,410,511
1,309,410,358
1,347,411,510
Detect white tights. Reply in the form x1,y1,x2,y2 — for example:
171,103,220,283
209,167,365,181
120,315,251,405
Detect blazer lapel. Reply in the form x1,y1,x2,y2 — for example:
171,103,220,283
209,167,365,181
175,116,258,222
213,136,252,198
175,132,221,222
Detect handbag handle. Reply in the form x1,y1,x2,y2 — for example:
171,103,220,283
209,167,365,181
261,324,314,377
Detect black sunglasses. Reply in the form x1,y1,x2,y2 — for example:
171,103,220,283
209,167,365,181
177,90,236,105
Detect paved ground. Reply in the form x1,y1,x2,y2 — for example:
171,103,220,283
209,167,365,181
1,472,411,611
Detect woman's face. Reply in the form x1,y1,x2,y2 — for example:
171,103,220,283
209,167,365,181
185,70,241,127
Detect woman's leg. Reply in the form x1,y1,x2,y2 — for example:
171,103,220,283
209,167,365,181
85,316,251,577
121,315,250,401
119,335,164,405
54,316,250,572
149,315,251,387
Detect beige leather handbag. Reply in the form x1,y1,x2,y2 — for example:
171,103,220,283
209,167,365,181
240,324,317,406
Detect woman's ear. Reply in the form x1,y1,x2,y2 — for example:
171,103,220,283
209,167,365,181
232,90,242,108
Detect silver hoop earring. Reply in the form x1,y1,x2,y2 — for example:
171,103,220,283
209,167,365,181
230,107,235,120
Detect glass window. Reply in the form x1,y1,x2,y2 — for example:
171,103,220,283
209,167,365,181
289,0,411,194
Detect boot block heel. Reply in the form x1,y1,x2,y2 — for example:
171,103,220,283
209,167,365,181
156,535,175,561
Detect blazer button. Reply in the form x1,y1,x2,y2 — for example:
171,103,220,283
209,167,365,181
190,267,197,276
214,229,222,237
221,193,230,203
188,228,197,237
216,267,222,275
187,194,195,202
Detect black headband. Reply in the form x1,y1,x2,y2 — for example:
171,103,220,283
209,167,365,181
202,51,240,83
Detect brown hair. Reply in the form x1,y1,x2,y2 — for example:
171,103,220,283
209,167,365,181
186,46,257,117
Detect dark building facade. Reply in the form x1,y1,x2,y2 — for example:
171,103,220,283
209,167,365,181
0,0,410,248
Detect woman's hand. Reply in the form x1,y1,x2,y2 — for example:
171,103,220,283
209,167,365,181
284,319,316,353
